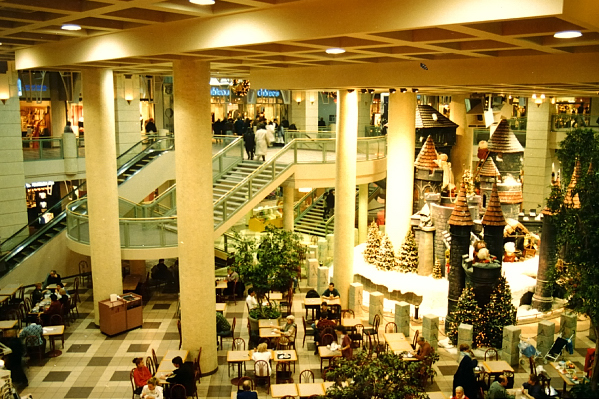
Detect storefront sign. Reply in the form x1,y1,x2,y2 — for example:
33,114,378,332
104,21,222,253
26,181,54,188
257,89,280,98
211,87,230,96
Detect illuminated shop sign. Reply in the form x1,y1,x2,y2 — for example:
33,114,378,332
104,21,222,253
210,87,230,96
26,181,55,188
257,89,280,98
24,84,48,92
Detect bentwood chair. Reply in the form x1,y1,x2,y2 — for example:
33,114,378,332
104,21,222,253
129,369,136,399
152,348,159,368
411,329,420,350
349,324,364,349
302,316,315,348
170,384,187,399
299,369,315,383
485,347,499,361
385,322,398,333
194,348,202,385
275,362,293,384
253,360,270,389
146,356,156,376
237,376,255,391
229,338,246,376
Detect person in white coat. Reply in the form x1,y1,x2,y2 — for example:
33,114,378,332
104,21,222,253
254,123,273,161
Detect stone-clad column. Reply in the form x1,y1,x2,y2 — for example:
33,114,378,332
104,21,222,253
173,58,217,374
283,183,294,231
532,211,556,311
333,90,358,309
387,92,416,248
81,69,123,324
358,184,369,243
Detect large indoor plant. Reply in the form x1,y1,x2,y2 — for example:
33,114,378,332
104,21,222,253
232,225,303,320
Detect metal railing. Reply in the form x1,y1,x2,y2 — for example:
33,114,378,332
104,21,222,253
65,135,388,249
293,189,321,221
21,137,87,161
551,113,592,131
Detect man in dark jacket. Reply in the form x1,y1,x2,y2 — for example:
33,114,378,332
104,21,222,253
323,189,335,220
234,116,245,135
453,344,479,399
166,356,194,394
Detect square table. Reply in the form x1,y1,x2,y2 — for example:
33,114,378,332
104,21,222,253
216,303,227,313
551,361,584,396
272,350,297,363
297,382,325,397
158,350,189,372
383,332,406,342
45,283,66,291
42,325,65,357
318,346,341,374
227,350,251,384
341,318,362,329
259,319,280,328
271,383,298,398
0,284,22,297
388,340,414,354
0,320,17,330
259,327,281,339
268,292,283,301
482,360,514,374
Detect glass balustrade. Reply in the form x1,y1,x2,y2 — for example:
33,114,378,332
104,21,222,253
551,113,592,131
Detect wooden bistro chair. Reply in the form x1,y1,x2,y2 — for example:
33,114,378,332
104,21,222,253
129,369,137,399
275,361,293,384
170,384,187,399
302,316,315,348
177,319,182,350
152,348,159,368
25,335,44,362
237,376,255,391
253,360,270,389
229,338,246,376
385,322,398,333
411,329,420,350
194,348,202,385
299,369,315,383
349,324,364,349
485,348,499,361
146,356,156,376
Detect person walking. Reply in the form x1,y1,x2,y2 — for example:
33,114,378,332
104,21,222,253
453,344,479,399
243,128,255,160
323,189,335,220
254,123,273,162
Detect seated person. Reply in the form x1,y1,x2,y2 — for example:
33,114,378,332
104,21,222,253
271,315,296,344
224,267,239,296
335,325,353,360
237,379,258,399
316,302,332,322
450,386,469,399
151,259,172,282
41,294,62,325
414,336,433,360
140,376,163,399
246,288,258,311
313,317,337,354
44,270,61,288
489,375,515,399
132,357,152,395
31,282,45,305
251,342,272,375
522,374,548,399
165,356,194,394
57,283,69,306
18,323,46,353
216,311,231,340
321,283,340,299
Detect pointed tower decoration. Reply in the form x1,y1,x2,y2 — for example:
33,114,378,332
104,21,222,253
478,157,502,209
564,159,581,209
532,174,561,311
445,182,474,330
481,182,507,262
413,135,443,213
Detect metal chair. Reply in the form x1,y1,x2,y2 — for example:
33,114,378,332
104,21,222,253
385,322,398,333
152,348,159,369
299,369,315,383
253,360,270,389
302,316,315,348
129,369,137,399
237,376,255,391
349,324,364,349
341,309,355,318
485,347,498,361
170,383,187,399
275,361,293,384
146,356,156,376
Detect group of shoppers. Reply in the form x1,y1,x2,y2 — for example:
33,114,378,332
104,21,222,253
132,355,194,399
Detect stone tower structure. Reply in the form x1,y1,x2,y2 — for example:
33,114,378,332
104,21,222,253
413,135,443,213
445,182,474,330
478,157,501,210
481,182,507,262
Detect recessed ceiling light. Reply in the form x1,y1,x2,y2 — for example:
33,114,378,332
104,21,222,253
553,30,582,39
325,48,345,55
189,0,215,4
61,24,81,31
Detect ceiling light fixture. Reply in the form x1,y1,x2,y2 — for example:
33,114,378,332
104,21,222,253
553,30,582,39
532,93,537,99
412,88,419,93
368,89,375,94
189,0,215,4
389,88,396,94
61,24,82,31
325,48,346,55
400,88,407,93
360,89,367,94
347,89,355,93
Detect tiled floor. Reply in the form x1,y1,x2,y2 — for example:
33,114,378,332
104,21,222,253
17,273,595,399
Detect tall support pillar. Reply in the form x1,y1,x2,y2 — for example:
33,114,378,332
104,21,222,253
358,183,369,243
333,90,358,309
387,92,416,247
173,58,217,374
289,90,318,132
81,69,123,325
283,182,295,231
114,74,142,155
48,72,66,139
532,211,556,311
449,95,472,180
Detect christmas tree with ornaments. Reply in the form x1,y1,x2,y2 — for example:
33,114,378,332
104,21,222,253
448,287,481,346
475,276,517,348
375,234,397,271
363,221,381,265
396,230,419,273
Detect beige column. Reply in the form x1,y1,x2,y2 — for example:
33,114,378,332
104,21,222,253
522,100,553,211
173,58,217,374
333,90,358,309
0,61,28,247
357,93,372,137
386,92,416,247
283,182,295,231
289,90,318,131
114,74,142,155
48,72,66,138
449,95,472,180
358,183,369,243
81,68,123,325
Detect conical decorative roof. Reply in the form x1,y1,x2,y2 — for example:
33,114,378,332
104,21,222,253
482,183,506,226
448,182,474,226
488,119,524,153
414,135,439,170
479,157,501,178
542,174,561,216
564,159,581,209
415,105,459,129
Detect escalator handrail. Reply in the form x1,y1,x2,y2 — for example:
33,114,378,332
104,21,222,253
116,137,174,177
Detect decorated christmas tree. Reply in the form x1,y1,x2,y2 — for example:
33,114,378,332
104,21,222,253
447,287,481,346
432,260,443,279
363,221,381,264
375,234,397,271
396,230,419,273
475,275,517,348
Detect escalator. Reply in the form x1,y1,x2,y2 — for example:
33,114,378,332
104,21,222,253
0,137,174,277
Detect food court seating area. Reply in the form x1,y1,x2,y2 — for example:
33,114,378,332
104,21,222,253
2,264,595,399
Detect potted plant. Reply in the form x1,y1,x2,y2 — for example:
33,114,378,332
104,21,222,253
232,226,304,329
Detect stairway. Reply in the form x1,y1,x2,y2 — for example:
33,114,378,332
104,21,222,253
294,185,379,238
0,139,173,276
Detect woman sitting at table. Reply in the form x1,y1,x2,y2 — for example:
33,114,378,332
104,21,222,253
132,357,152,396
252,342,272,375
335,326,353,359
140,377,163,399
57,284,69,305
41,294,62,325
271,315,296,344
31,282,45,305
